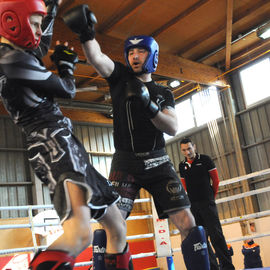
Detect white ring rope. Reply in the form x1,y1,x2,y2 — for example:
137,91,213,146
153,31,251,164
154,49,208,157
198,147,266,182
219,167,270,186
216,185,270,204
1,168,270,266
28,206,38,253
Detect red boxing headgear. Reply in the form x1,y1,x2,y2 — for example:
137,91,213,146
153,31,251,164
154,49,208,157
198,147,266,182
0,0,47,49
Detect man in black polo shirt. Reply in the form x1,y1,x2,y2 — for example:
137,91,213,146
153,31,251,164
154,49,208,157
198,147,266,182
179,138,235,270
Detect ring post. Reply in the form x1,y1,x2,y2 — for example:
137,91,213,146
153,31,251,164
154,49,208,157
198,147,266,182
166,256,175,270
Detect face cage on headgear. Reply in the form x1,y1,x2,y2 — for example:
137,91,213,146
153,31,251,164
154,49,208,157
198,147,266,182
124,35,159,74
0,0,47,49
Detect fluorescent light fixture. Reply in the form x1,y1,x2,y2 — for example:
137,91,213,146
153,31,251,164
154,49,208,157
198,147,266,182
257,21,270,40
168,79,181,88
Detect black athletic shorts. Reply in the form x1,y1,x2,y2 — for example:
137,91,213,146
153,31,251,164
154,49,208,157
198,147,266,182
26,127,120,222
109,149,190,219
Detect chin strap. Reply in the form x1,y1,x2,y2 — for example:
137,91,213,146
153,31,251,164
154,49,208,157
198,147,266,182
29,250,75,270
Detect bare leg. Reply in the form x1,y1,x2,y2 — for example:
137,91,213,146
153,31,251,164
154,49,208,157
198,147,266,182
99,204,127,253
49,180,92,257
119,209,129,219
169,208,210,270
169,208,195,240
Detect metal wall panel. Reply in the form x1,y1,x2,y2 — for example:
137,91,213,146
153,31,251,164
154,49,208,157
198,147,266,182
0,117,30,218
238,101,270,211
73,123,114,178
0,117,114,218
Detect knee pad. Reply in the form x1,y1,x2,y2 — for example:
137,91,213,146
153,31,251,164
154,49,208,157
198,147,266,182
29,250,75,270
105,243,134,270
93,229,107,270
181,226,210,270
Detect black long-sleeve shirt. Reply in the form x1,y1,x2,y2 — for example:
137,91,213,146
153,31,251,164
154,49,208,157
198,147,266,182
0,4,75,135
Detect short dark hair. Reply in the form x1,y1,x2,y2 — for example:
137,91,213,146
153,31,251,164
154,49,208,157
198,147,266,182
180,137,193,145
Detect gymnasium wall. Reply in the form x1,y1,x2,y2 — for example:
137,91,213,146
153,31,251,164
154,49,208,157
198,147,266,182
166,89,270,220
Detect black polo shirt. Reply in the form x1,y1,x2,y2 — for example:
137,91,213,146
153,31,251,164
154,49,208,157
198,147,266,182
179,153,216,202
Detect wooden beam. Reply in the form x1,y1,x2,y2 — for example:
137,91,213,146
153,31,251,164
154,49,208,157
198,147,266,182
151,0,211,37
76,77,94,88
57,0,74,16
225,0,233,71
0,102,112,125
97,0,146,34
62,108,113,125
67,34,227,87
177,0,269,56
230,39,270,67
157,52,228,87
172,82,198,101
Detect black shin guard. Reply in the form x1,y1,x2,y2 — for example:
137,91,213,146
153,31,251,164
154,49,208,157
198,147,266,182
29,250,75,270
181,226,210,270
104,243,134,270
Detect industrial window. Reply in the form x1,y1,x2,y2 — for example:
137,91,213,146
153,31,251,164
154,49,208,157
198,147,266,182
175,98,195,133
240,57,270,107
192,86,222,126
165,86,222,140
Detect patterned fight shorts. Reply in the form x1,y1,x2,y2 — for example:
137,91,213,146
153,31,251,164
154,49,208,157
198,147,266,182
27,127,119,222
109,149,190,219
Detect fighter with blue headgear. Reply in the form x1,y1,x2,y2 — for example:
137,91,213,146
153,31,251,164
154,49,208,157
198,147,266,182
124,35,159,74
64,4,211,270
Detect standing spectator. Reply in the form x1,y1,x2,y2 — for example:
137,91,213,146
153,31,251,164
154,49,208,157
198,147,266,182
179,138,235,270
242,239,263,269
227,244,234,257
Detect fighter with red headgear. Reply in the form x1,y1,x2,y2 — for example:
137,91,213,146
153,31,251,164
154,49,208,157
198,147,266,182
0,1,131,269
0,0,46,48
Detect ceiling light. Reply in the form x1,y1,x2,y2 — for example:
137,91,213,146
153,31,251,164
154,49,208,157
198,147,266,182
168,79,181,88
257,21,270,40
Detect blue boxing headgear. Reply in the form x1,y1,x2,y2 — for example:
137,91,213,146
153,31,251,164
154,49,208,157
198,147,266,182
124,35,159,73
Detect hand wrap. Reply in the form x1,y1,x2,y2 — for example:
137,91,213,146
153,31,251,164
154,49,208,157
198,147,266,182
50,45,78,77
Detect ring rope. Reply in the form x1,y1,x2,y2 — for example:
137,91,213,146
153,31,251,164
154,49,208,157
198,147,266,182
0,215,154,230
28,206,38,253
3,183,270,231
171,210,270,236
219,167,270,187
220,209,270,224
1,169,270,266
0,198,150,212
216,185,270,204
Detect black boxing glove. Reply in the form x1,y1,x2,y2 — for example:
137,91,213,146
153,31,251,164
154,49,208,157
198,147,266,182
50,45,79,77
126,78,160,119
63,5,97,43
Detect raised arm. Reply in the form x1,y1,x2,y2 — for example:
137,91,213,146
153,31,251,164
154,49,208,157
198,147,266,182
34,0,62,58
63,5,114,78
